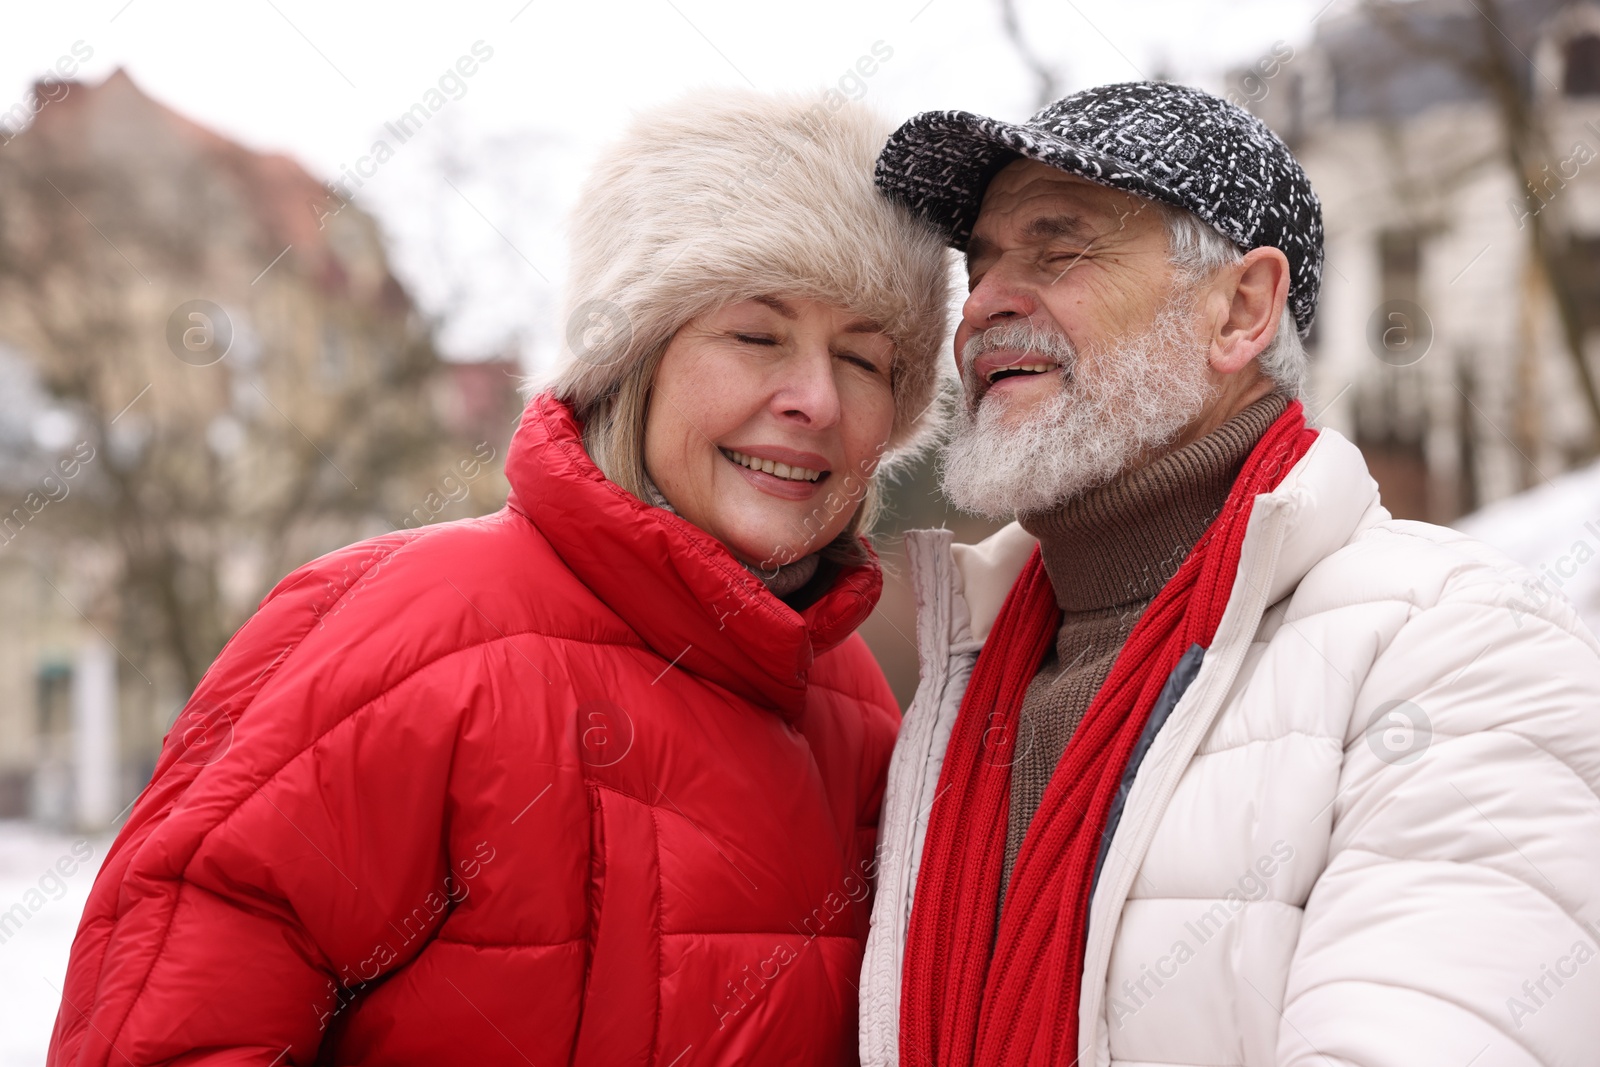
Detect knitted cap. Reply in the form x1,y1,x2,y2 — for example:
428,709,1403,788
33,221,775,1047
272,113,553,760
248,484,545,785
549,88,954,469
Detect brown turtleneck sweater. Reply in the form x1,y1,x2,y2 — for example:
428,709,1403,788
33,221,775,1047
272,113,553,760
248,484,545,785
1000,394,1288,892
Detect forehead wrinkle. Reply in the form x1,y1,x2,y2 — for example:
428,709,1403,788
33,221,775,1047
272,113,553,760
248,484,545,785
987,163,1151,231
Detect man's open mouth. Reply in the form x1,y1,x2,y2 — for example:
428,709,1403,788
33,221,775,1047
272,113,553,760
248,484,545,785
985,362,1058,384
720,448,827,483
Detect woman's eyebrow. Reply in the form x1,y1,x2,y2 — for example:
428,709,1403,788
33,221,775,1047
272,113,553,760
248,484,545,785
751,294,799,318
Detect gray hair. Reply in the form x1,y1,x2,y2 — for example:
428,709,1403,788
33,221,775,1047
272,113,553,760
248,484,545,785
1161,206,1307,398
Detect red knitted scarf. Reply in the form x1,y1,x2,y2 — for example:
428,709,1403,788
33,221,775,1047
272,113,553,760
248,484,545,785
901,402,1317,1067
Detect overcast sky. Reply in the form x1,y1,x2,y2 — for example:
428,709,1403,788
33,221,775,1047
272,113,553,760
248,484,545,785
5,0,1341,366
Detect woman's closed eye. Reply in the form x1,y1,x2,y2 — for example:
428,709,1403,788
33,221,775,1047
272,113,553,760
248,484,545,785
837,350,885,375
733,332,780,346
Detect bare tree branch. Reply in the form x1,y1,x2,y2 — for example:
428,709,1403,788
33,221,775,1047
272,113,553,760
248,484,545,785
997,0,1063,111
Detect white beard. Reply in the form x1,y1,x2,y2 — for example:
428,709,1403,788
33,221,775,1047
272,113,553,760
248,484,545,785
940,298,1216,520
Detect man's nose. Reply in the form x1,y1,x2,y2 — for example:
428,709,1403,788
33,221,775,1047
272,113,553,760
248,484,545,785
961,265,1039,336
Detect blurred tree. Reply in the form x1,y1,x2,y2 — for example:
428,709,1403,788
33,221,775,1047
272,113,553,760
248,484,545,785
1362,0,1600,454
0,71,504,770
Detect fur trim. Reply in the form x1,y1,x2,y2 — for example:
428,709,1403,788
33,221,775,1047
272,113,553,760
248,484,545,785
547,88,954,470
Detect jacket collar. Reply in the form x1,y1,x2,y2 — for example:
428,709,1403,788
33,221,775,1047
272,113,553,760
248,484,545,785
503,394,882,719
943,427,1384,646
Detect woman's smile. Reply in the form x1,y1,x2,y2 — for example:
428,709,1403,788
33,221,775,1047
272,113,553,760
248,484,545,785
719,444,832,501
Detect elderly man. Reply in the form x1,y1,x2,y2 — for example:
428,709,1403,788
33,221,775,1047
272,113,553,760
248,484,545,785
860,82,1600,1067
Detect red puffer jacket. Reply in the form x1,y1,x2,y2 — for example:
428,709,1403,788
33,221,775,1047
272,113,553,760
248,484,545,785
49,395,900,1066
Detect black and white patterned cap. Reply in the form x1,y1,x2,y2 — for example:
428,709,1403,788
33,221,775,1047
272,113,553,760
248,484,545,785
874,81,1324,337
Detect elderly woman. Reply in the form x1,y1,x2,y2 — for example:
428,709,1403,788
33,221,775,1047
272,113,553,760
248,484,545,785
47,91,949,1066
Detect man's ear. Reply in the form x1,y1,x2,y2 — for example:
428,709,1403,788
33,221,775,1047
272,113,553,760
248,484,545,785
1209,246,1291,375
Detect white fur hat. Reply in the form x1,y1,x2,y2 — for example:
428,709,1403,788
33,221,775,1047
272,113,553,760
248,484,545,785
549,88,953,470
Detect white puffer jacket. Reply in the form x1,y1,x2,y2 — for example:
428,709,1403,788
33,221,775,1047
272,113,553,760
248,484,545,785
861,428,1600,1067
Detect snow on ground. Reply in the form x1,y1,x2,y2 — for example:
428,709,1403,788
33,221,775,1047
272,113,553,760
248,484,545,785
0,821,110,1067
1454,460,1600,638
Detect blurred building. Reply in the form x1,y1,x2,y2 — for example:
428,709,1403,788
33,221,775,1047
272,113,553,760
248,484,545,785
0,71,520,828
1231,0,1600,522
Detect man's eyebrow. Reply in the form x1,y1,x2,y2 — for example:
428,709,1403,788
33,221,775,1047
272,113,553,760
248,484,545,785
965,213,1102,270
1021,214,1095,242
751,295,798,318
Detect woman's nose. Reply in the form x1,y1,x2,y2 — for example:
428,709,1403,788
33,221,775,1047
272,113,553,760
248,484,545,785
772,346,842,429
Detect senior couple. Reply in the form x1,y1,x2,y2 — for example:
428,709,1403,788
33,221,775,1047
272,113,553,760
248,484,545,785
50,82,1600,1066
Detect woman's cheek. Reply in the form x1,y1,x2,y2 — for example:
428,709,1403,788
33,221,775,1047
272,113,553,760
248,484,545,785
841,378,895,477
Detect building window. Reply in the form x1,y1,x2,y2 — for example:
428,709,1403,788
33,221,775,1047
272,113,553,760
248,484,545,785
30,661,73,823
1562,233,1600,332
1565,33,1600,96
1379,229,1422,305
1356,228,1431,521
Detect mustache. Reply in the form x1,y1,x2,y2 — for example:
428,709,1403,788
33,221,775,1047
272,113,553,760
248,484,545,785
960,321,1077,388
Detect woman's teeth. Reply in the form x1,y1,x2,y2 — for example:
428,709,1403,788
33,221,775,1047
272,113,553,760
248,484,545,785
721,449,823,482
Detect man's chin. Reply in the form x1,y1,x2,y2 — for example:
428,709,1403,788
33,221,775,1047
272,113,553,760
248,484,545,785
968,383,1053,426
944,385,1204,521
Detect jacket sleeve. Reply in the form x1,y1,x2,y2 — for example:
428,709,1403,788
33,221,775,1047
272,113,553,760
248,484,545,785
47,537,484,1066
1278,577,1600,1066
